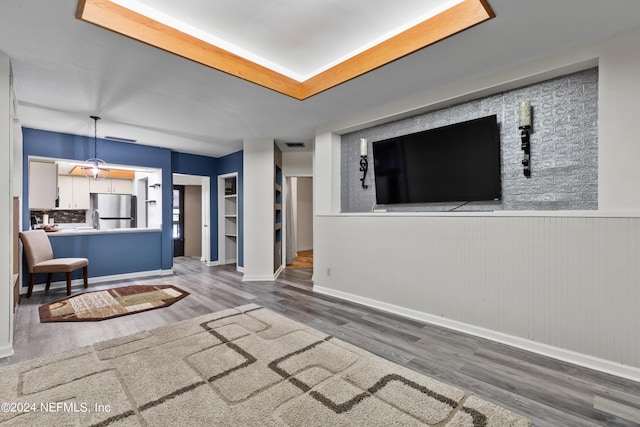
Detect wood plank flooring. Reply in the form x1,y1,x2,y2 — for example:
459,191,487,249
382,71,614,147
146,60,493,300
3,257,639,426
286,249,313,269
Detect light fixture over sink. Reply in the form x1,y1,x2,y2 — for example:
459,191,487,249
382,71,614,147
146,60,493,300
83,115,110,180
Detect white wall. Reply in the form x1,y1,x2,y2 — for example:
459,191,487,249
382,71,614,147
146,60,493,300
296,177,313,251
0,53,13,358
313,28,640,381
143,170,163,228
283,152,312,176
315,213,640,381
314,132,341,214
243,139,275,280
598,30,640,210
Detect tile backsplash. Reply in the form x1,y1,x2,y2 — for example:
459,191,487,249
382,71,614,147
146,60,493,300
30,210,87,224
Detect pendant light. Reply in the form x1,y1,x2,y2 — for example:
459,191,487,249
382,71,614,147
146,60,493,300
83,115,109,180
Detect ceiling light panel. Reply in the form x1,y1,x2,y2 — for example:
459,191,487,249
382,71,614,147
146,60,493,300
79,0,494,99
110,0,465,81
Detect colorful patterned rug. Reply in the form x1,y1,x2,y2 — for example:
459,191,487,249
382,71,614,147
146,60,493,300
7,304,531,425
38,285,189,322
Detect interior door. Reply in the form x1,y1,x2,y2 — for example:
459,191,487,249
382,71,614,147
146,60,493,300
173,185,185,257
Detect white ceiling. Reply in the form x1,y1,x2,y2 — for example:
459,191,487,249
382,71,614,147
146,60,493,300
2,1,640,158
110,0,464,80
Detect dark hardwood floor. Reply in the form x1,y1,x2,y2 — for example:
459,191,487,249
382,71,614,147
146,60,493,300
3,257,639,426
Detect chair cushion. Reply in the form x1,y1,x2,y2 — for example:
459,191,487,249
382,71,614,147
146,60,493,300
19,230,55,271
33,258,88,273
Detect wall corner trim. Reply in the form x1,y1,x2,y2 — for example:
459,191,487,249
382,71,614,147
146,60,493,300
0,344,14,359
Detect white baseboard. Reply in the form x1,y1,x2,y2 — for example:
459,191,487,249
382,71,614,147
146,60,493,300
214,259,238,267
314,286,640,383
242,274,276,282
0,344,14,359
20,269,167,295
274,265,284,279
204,259,219,267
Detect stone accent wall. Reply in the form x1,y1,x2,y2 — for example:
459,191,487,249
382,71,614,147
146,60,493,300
341,67,598,212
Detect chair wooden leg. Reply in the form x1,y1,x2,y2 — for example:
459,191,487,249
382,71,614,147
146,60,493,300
83,266,88,289
46,273,52,290
27,273,35,298
66,272,72,296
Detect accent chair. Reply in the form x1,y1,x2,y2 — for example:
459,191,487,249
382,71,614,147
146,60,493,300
19,229,89,298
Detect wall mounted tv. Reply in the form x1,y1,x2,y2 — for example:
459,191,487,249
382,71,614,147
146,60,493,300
372,115,501,205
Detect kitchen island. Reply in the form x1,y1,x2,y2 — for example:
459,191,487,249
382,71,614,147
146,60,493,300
26,227,165,291
50,227,160,236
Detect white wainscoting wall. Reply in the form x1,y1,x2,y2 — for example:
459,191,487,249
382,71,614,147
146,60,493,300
314,213,640,381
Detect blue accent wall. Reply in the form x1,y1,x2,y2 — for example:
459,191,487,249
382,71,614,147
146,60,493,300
22,127,245,287
48,232,162,280
171,150,243,266
218,151,244,267
171,151,218,260
23,128,190,285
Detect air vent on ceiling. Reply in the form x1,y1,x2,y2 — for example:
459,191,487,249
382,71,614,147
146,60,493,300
105,135,138,143
285,142,305,148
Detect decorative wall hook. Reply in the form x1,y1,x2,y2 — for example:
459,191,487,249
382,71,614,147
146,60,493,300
359,138,369,189
519,101,532,178
360,156,369,189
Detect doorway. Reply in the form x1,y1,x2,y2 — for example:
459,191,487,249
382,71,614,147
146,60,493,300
173,184,203,258
285,176,313,269
172,174,211,263
172,185,185,257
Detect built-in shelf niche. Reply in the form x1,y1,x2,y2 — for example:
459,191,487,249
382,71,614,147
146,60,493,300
220,175,237,265
274,166,282,272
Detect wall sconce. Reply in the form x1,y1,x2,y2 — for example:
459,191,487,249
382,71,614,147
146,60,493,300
519,101,532,178
359,138,369,189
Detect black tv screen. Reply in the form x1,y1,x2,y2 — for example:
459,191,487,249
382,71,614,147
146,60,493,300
372,115,501,204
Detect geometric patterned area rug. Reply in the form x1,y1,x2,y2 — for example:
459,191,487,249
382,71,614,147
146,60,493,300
38,285,189,323
3,304,530,426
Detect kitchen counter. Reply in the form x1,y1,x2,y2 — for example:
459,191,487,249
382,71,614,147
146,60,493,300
32,228,166,284
47,227,161,236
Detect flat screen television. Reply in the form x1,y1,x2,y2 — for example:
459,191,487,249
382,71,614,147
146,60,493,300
372,115,502,205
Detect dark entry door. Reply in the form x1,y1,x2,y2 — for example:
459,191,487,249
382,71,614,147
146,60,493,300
173,185,185,257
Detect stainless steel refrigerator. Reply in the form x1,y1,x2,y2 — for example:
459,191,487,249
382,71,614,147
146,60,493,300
91,194,137,229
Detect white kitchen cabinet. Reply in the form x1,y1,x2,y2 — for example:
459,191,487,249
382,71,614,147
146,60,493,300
57,175,72,208
89,178,110,194
89,178,133,194
29,161,58,209
57,175,90,209
110,178,133,194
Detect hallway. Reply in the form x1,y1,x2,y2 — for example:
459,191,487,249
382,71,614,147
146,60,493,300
286,249,313,269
